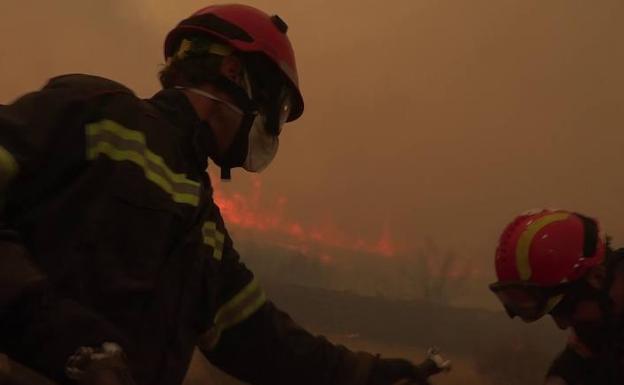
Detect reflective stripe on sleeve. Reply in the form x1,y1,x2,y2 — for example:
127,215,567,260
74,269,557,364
85,120,200,206
0,146,19,188
199,278,267,350
202,221,225,260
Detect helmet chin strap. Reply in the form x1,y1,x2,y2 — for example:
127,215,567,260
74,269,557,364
212,72,257,181
217,111,256,180
220,167,231,180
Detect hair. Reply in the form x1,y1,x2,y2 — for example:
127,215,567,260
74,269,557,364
158,35,230,89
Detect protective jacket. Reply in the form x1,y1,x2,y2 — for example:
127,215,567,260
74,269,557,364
0,75,424,385
547,249,624,385
547,345,623,385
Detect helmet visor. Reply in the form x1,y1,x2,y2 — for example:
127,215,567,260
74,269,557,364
490,281,566,322
268,86,292,136
244,53,294,135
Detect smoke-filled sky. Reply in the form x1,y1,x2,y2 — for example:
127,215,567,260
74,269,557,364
1,0,623,306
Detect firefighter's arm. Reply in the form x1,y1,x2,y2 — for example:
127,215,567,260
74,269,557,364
0,79,88,299
197,227,429,385
199,273,429,385
0,82,87,309
0,83,132,384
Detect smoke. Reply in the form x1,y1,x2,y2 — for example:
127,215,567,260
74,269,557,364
0,0,166,98
2,0,624,309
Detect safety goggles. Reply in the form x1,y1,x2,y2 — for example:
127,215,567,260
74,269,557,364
489,281,573,322
181,87,252,117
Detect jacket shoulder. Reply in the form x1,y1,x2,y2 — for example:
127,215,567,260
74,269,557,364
43,74,135,97
547,346,593,385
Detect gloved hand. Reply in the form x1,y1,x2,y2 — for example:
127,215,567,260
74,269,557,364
65,343,135,385
416,348,452,378
370,348,451,385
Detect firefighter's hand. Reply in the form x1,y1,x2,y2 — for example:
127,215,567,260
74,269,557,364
65,343,135,385
371,348,451,385
416,347,451,377
370,358,430,385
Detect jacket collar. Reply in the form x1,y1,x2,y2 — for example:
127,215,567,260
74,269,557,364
147,88,215,176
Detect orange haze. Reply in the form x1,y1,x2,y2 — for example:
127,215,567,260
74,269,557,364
1,0,623,308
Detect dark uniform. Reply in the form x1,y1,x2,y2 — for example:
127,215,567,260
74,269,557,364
547,346,624,385
547,251,624,385
0,75,424,385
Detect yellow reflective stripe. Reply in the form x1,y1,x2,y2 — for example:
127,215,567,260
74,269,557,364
174,39,193,60
202,221,225,260
200,278,266,350
214,278,266,331
87,119,144,143
204,237,217,248
174,39,234,60
516,212,571,280
87,120,199,187
203,234,225,247
86,120,200,206
0,146,18,187
544,294,564,314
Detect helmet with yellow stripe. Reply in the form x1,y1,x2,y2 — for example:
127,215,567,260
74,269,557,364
490,209,606,322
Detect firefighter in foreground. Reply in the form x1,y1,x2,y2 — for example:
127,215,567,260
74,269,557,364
490,209,624,384
0,4,447,385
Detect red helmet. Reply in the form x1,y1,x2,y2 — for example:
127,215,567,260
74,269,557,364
164,4,304,122
490,209,606,321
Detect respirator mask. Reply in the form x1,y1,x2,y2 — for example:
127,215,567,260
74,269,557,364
178,56,292,179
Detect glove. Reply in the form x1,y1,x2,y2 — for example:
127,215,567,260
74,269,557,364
369,357,430,385
65,343,135,385
416,348,451,378
370,348,451,385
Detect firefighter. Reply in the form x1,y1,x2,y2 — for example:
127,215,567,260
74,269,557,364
490,209,624,384
0,4,443,385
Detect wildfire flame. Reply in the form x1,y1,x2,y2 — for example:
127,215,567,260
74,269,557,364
212,176,399,259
